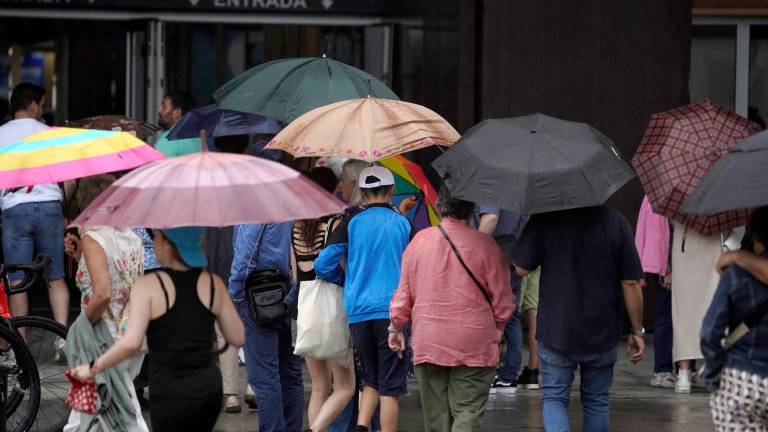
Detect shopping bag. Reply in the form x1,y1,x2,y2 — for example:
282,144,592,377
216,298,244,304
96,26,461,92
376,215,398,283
294,279,350,360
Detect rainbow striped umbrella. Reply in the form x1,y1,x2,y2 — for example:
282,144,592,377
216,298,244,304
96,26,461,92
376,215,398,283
380,155,440,231
0,127,164,188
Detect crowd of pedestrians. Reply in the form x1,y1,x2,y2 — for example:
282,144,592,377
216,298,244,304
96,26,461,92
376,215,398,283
1,80,767,432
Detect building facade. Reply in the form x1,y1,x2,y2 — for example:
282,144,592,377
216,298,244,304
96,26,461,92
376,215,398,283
0,0,694,225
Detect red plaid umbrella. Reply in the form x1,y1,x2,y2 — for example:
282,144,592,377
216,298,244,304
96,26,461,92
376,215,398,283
632,100,760,235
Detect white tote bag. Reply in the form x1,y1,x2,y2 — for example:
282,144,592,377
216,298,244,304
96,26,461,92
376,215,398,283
293,279,350,360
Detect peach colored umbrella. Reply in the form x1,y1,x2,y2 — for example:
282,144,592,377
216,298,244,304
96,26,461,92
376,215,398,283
265,97,460,162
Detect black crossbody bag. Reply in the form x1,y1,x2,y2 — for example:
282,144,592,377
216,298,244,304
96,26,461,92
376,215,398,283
244,225,291,324
438,225,493,306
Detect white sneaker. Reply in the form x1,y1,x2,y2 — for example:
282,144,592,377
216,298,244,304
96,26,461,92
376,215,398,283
650,372,676,388
675,370,691,394
54,338,67,364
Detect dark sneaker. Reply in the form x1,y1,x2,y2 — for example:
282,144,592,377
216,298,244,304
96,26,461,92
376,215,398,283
489,375,518,394
518,367,540,390
245,398,258,411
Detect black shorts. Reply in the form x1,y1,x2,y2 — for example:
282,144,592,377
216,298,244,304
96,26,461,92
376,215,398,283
349,319,408,397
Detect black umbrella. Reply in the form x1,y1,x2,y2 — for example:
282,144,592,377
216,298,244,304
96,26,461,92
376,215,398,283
432,114,635,214
682,129,768,215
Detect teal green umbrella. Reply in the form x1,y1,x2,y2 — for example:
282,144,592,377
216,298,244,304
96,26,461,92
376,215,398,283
213,56,399,123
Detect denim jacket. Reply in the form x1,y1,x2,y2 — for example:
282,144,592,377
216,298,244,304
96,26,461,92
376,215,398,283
700,255,768,386
228,222,292,302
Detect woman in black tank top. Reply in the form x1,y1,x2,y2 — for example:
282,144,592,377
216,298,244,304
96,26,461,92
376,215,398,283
70,227,245,432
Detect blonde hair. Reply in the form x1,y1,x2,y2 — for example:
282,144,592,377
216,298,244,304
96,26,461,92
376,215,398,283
341,159,369,206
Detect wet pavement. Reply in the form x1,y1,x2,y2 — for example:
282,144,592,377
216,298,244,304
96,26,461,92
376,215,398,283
212,342,714,431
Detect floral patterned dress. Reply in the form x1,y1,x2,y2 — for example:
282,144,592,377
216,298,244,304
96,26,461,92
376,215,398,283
76,228,144,339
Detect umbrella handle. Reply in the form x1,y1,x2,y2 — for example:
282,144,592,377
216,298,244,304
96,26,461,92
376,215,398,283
199,130,208,152
322,36,330,58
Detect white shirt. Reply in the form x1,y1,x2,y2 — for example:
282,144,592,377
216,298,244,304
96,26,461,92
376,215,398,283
0,118,62,211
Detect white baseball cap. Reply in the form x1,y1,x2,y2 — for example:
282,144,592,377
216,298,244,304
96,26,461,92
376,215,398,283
359,166,395,189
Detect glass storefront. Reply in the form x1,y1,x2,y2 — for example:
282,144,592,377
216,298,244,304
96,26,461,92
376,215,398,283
0,5,419,125
690,25,736,110
691,18,768,124
165,23,367,107
750,25,768,125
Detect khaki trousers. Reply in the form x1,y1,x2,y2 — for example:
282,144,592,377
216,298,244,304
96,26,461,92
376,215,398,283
415,363,496,432
217,325,241,396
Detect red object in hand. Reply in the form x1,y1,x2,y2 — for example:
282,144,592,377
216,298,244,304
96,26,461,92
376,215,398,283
65,369,98,414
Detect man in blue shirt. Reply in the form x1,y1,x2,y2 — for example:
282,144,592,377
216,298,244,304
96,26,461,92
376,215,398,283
316,166,412,432
513,206,645,431
229,221,303,432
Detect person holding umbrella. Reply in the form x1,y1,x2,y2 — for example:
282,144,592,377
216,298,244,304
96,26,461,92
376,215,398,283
433,114,646,431
632,101,759,394
63,174,149,432
0,83,70,348
70,226,245,431
229,218,302,432
513,206,646,431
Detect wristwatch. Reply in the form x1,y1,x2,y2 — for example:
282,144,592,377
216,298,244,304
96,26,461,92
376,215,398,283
631,327,646,338
387,326,401,334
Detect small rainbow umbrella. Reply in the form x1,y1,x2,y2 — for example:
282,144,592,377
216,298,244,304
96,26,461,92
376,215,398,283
0,128,164,188
380,155,440,231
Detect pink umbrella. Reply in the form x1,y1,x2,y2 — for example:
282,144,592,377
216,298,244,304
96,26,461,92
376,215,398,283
70,151,346,229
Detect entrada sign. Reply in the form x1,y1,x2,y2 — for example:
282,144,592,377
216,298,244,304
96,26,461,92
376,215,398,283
0,0,387,14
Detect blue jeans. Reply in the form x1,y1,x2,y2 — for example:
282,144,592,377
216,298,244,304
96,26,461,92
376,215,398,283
538,343,617,432
497,275,522,381
237,302,304,432
1,201,65,281
653,279,673,373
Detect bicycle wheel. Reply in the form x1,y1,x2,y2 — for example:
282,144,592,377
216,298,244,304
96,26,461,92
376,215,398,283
12,317,69,432
0,322,41,432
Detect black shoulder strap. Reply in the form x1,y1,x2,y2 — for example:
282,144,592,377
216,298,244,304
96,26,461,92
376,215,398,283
438,225,493,306
208,271,215,311
154,272,170,313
